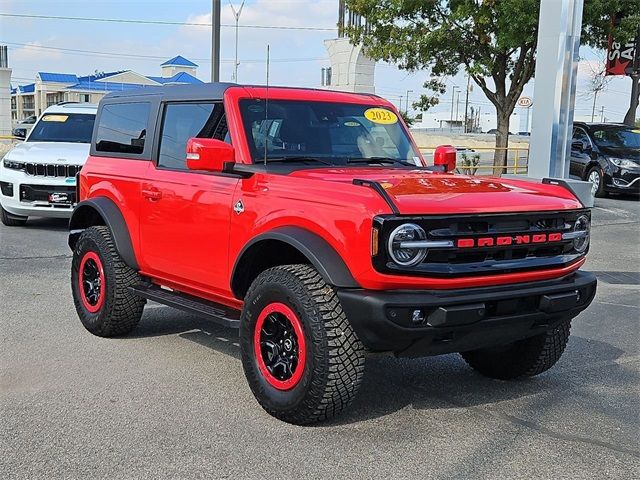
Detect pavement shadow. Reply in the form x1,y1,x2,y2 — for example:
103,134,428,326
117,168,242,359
325,334,629,426
127,308,633,431
21,217,69,232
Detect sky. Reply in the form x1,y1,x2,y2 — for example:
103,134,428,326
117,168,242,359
1,0,636,122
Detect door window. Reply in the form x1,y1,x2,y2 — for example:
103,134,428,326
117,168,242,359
95,102,150,155
158,103,228,170
572,127,591,149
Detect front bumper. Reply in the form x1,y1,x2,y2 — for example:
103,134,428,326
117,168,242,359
337,270,597,358
0,167,77,218
604,168,640,194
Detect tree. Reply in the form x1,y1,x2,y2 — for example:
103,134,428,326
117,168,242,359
581,54,612,122
344,0,639,174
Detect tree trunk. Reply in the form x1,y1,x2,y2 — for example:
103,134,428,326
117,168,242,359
493,113,510,176
623,73,639,126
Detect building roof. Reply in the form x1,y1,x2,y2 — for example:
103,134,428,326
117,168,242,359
161,55,198,68
77,71,126,83
66,81,157,92
38,72,79,83
147,72,203,85
15,83,35,94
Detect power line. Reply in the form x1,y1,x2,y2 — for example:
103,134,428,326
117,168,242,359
0,12,336,31
4,42,326,64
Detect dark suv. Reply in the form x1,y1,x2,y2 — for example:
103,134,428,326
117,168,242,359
570,122,640,197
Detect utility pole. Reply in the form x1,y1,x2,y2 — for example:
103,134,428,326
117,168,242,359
211,0,221,82
405,90,413,116
230,1,246,82
450,86,459,130
591,91,598,122
600,105,605,122
398,96,403,114
463,75,470,133
455,90,460,123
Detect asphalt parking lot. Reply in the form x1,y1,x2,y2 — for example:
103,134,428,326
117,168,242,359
1,196,639,479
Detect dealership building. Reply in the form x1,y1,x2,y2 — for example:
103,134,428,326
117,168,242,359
10,55,202,122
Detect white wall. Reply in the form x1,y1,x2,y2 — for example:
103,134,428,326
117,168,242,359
0,67,11,135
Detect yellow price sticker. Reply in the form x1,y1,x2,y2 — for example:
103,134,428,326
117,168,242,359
42,115,69,122
364,108,398,125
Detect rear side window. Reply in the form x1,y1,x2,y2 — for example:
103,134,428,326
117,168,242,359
158,102,228,170
95,102,150,155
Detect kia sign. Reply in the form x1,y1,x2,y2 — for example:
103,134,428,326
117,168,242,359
517,97,533,108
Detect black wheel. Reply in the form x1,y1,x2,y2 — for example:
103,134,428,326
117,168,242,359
71,226,145,337
460,320,571,380
1,206,27,226
586,166,606,198
240,264,365,425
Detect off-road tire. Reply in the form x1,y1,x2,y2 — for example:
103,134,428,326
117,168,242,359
240,264,365,425
71,226,145,337
1,206,27,226
587,166,606,198
460,320,571,380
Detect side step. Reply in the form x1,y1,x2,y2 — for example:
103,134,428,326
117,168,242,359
129,284,240,329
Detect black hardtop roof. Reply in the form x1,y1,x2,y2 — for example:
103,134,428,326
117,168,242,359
102,82,382,102
103,82,237,101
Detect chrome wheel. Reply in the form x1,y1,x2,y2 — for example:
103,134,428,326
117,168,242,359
588,169,601,197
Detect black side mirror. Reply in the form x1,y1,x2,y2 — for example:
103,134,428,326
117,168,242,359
571,140,586,152
12,129,26,140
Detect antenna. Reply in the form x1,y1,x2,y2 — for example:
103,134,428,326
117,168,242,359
263,44,270,166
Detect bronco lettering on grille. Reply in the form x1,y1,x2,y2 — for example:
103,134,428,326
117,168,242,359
457,233,563,248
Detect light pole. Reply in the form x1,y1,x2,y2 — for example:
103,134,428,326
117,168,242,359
211,0,221,82
230,0,246,82
450,86,459,130
405,89,413,116
463,75,471,133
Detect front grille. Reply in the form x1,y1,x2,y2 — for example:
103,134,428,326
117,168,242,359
374,210,589,277
24,162,81,178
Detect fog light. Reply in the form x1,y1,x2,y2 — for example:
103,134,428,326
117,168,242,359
411,309,426,324
0,181,13,197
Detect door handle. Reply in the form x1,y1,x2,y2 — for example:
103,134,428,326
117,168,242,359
142,188,162,201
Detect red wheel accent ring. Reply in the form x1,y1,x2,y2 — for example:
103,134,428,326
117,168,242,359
78,251,105,313
254,302,307,390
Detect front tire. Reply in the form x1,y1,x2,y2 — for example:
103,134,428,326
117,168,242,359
1,206,27,226
587,166,606,198
240,264,365,425
71,226,145,337
460,320,571,380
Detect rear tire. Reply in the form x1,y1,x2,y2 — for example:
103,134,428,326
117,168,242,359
71,226,145,337
1,206,27,226
460,320,571,380
240,264,365,425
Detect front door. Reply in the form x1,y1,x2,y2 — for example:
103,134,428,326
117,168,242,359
139,101,238,297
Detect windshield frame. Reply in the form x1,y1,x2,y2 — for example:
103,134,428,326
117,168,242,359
238,98,424,168
27,112,96,144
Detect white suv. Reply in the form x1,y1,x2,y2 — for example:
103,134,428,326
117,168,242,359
1,103,97,225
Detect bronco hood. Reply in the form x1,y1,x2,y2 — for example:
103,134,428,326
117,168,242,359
290,168,583,214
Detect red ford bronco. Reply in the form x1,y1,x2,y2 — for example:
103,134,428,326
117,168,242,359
69,84,596,424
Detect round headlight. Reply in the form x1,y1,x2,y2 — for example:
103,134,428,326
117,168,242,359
388,223,427,266
573,214,590,253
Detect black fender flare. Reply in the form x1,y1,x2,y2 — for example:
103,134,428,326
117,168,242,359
68,197,139,270
231,226,359,297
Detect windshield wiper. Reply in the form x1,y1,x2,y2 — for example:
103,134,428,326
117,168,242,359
264,156,333,165
347,156,418,167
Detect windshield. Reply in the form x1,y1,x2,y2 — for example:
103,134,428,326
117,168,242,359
591,127,640,149
27,113,95,143
239,99,422,166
